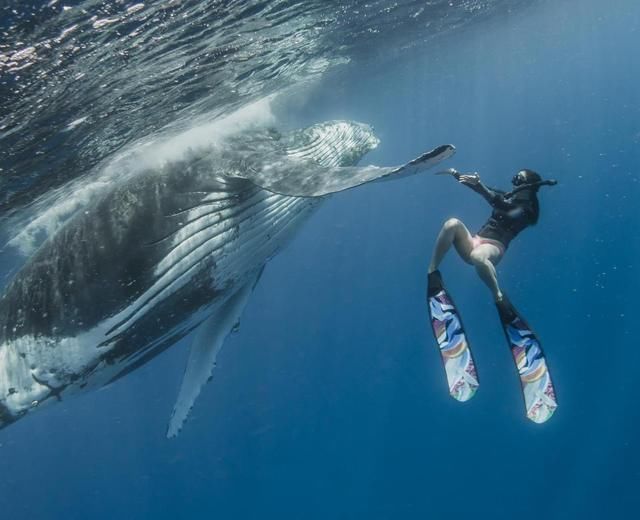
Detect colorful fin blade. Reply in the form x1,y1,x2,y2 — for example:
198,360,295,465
427,271,479,401
497,297,558,423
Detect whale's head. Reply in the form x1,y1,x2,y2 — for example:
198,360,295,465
233,119,453,198
284,120,380,167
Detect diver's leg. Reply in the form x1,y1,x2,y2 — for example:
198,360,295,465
428,218,474,273
469,245,504,301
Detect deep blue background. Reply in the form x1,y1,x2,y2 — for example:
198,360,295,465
2,1,640,518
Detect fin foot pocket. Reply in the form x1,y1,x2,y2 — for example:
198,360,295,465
427,269,444,298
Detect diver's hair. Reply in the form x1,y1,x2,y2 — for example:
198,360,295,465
520,169,541,224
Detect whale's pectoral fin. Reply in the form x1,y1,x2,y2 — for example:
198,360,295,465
166,273,259,438
236,144,455,197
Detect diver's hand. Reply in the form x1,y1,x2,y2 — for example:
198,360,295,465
458,173,480,185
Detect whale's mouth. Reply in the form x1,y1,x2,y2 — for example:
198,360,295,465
341,121,379,152
283,120,381,169
359,123,380,151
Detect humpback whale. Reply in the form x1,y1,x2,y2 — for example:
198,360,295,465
0,120,454,436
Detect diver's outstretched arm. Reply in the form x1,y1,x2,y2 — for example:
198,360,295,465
459,175,505,206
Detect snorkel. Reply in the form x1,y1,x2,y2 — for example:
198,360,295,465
506,169,557,197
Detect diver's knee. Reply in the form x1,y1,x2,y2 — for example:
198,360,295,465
443,217,462,232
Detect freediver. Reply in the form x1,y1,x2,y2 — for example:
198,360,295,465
426,168,559,421
427,168,557,304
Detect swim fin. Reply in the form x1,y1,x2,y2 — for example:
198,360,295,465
496,295,558,423
427,270,479,401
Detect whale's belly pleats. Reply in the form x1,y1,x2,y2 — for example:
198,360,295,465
0,170,319,413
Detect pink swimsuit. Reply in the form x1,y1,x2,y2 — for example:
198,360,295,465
471,235,506,257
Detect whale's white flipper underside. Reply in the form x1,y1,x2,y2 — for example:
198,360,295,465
166,274,259,438
237,144,455,197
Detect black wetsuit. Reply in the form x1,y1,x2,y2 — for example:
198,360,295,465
467,181,538,249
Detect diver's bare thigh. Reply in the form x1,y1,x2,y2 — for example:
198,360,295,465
451,220,474,263
470,243,503,266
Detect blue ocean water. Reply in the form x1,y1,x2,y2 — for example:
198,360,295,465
1,0,639,518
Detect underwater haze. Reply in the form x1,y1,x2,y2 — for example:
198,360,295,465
1,0,640,518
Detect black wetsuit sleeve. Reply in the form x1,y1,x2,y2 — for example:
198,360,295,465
466,181,511,209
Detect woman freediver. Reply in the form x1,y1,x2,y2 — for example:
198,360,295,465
427,168,556,304
425,167,558,423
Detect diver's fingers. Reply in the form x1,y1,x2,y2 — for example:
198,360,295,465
459,174,479,184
